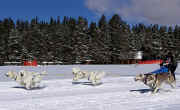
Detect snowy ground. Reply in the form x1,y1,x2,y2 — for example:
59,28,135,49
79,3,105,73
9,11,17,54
0,64,180,110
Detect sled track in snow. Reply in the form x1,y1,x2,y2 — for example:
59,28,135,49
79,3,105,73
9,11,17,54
0,76,180,110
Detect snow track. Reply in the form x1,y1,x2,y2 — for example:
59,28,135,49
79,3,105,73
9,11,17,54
0,64,180,110
0,76,180,110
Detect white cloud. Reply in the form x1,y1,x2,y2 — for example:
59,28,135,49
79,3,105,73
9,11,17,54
85,0,111,15
85,0,180,25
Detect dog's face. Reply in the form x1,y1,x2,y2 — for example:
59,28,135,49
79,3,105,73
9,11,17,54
72,68,87,81
145,75,156,87
135,73,156,89
134,74,145,81
73,72,84,81
135,73,155,83
72,68,80,75
72,68,81,81
6,71,16,79
19,70,26,77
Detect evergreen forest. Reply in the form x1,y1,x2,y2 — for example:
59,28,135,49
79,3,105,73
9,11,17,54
0,14,180,64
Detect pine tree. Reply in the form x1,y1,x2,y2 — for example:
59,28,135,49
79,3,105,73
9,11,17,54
109,14,130,63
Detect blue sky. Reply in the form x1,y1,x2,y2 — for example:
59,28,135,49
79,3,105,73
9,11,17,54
0,0,98,23
1,0,180,25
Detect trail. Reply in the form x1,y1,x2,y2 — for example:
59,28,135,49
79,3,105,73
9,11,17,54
0,76,180,110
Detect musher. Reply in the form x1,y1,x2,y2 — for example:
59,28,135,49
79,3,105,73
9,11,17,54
151,51,178,80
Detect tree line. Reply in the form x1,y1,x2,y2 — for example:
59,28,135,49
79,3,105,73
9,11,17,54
0,14,180,64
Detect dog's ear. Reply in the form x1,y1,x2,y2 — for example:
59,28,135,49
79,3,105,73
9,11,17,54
139,73,143,77
140,73,145,78
151,75,156,80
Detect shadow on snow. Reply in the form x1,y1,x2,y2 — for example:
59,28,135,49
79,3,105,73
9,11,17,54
72,81,103,86
12,85,47,90
130,89,153,93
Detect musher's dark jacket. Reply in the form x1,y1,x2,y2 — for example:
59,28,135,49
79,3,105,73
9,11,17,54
160,54,178,74
159,53,178,80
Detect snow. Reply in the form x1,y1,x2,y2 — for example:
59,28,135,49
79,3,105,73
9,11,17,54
0,64,180,110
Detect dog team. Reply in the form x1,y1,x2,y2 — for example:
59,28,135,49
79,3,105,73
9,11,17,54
5,52,178,93
5,67,106,89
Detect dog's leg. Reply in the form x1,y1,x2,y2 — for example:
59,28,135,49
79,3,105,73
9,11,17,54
73,74,79,81
153,82,160,93
90,73,95,85
25,83,31,90
170,83,175,88
90,78,96,85
168,74,176,89
92,80,96,85
73,77,78,81
152,80,160,93
153,87,159,94
94,73,102,85
32,77,39,88
89,72,97,85
173,81,176,88
168,80,176,89
25,78,33,90
72,76,76,81
149,83,155,90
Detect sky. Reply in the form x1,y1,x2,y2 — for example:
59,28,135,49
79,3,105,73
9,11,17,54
0,0,180,25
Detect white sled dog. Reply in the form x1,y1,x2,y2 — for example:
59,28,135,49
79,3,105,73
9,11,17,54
72,67,106,85
6,70,47,89
134,72,176,93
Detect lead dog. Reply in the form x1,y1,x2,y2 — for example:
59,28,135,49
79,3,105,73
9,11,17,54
134,72,176,93
6,70,47,89
72,67,106,85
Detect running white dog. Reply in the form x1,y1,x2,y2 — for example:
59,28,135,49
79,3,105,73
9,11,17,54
6,70,47,89
72,67,106,85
